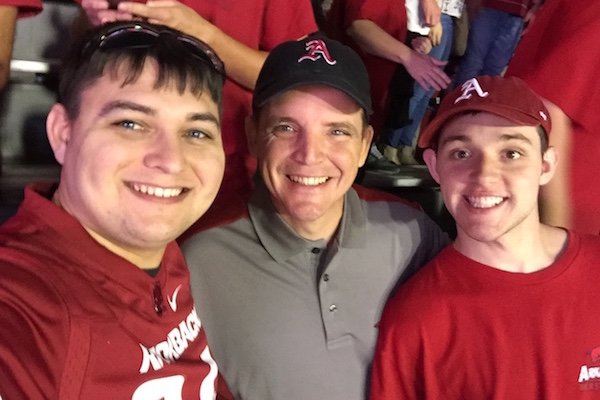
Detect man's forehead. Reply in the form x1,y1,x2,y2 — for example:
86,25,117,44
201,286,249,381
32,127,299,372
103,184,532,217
438,114,540,145
264,84,362,110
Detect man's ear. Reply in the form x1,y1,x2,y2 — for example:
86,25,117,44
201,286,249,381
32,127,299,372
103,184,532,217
422,148,441,184
358,125,375,168
245,114,259,157
540,146,558,186
358,125,373,168
46,103,72,165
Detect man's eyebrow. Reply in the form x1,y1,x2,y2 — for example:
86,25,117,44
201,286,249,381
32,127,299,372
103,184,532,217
439,132,534,147
99,100,155,117
97,101,220,128
499,132,533,144
324,120,361,135
189,112,220,128
325,121,356,129
439,134,469,147
265,116,296,124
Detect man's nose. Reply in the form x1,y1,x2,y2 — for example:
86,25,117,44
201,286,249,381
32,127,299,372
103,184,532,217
143,132,185,173
292,131,323,164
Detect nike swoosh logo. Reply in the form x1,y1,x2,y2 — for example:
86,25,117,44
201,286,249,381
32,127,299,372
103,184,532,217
167,284,182,312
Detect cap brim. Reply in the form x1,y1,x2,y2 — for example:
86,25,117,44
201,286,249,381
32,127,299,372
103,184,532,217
418,103,545,148
254,70,372,115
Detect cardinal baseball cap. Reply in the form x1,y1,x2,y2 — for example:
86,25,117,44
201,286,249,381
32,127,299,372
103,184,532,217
418,75,551,148
252,34,372,116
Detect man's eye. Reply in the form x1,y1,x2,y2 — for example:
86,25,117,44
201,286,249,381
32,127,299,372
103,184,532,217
115,120,142,130
186,130,209,140
270,124,295,134
331,128,350,136
451,149,469,159
505,150,522,160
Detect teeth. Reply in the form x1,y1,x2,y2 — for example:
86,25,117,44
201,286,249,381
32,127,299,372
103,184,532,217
289,176,328,186
132,183,183,198
468,196,504,208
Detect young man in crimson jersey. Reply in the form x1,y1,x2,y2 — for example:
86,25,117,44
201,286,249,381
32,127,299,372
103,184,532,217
0,21,228,399
370,75,600,399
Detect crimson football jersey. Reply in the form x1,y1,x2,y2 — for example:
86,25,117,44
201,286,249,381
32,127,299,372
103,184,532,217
0,185,224,399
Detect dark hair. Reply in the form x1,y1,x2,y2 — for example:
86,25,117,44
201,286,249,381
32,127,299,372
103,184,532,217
537,125,549,153
58,22,225,120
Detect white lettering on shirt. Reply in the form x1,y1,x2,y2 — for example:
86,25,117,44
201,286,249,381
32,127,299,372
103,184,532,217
139,307,202,373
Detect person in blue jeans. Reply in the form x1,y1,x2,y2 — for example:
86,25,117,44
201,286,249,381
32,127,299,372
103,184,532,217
386,0,463,165
452,0,538,87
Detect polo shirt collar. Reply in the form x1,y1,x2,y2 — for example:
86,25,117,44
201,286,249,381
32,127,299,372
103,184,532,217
248,180,367,263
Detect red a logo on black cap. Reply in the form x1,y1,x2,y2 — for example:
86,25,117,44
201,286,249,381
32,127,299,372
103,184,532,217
298,39,337,65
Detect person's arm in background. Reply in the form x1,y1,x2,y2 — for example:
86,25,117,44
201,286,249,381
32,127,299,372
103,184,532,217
80,0,266,90
539,98,572,229
428,22,443,46
411,35,432,54
80,0,317,91
419,0,440,26
347,19,450,91
120,0,269,90
0,5,18,91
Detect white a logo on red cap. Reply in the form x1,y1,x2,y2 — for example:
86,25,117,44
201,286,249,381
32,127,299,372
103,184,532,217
298,39,337,65
455,78,489,104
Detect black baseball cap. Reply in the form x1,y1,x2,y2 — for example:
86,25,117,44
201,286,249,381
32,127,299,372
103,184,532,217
252,34,372,116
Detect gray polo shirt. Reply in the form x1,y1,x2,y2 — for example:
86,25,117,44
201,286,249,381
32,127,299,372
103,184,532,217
183,183,449,400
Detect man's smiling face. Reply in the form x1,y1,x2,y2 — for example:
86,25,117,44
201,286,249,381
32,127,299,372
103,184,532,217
423,112,555,245
48,60,225,266
249,85,372,239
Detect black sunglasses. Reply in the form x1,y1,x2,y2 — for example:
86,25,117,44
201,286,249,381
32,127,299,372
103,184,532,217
82,22,225,76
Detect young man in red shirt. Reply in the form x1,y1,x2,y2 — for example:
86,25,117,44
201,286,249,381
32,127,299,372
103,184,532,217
371,75,600,399
0,21,229,399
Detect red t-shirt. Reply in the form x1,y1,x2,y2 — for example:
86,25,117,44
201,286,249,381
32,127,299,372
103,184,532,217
506,0,600,235
371,232,600,399
0,185,227,399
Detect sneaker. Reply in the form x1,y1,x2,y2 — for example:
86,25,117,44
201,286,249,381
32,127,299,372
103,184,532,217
365,155,401,173
383,145,401,165
398,145,420,165
369,143,385,159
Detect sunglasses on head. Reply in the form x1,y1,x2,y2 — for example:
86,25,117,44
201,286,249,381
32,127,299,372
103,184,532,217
82,22,225,76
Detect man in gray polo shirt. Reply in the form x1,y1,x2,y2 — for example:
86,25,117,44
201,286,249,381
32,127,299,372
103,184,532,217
182,34,449,400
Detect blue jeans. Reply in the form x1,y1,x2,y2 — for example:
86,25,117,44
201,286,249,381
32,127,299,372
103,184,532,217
452,7,524,87
388,13,454,148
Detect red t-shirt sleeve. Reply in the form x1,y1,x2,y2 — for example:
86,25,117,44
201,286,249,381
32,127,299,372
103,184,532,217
507,0,600,133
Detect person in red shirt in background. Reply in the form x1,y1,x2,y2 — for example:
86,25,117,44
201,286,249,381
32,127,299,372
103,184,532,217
506,0,600,235
80,0,318,209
